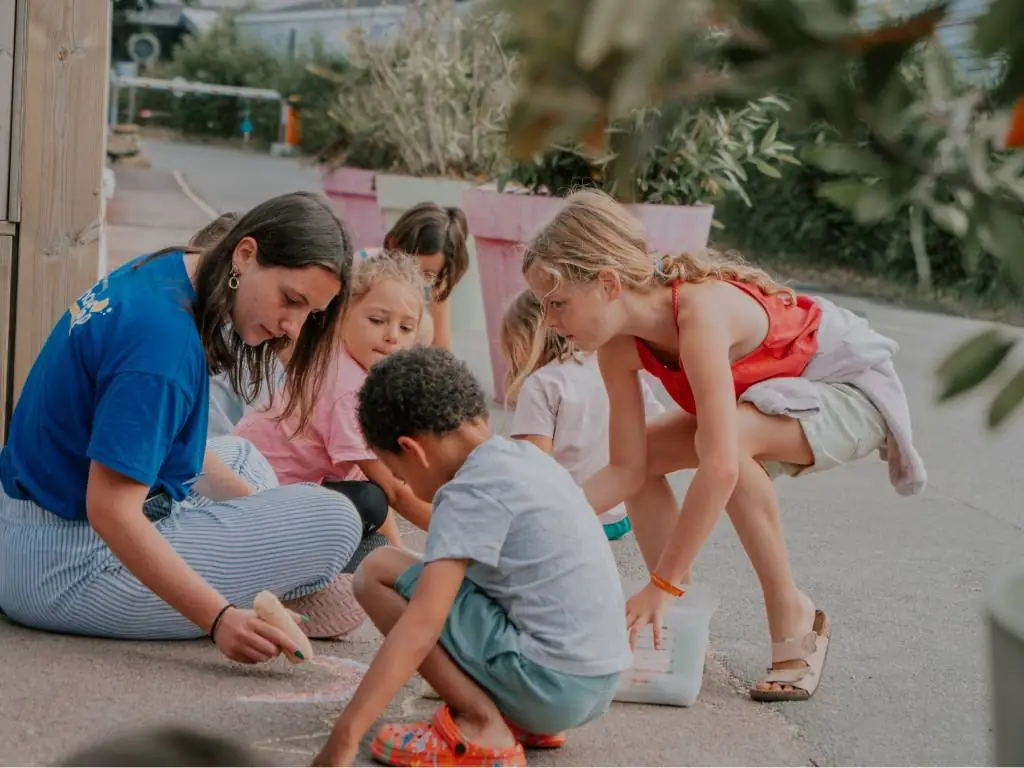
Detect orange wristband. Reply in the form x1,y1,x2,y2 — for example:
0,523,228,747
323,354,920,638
650,573,685,598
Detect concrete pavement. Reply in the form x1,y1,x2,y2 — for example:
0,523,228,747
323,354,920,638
105,166,211,269
2,138,1019,765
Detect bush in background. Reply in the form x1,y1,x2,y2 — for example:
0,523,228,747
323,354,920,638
124,10,348,155
714,40,1017,302
315,0,515,178
715,124,1009,299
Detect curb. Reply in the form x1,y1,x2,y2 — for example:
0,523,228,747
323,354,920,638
172,169,219,220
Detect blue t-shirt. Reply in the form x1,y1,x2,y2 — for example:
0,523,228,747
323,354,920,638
0,252,209,520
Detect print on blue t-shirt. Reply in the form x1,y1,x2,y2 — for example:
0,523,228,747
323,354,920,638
0,251,210,520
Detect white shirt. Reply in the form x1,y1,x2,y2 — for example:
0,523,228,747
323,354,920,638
509,354,665,525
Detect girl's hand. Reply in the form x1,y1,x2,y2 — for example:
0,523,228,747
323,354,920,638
625,582,672,651
212,607,299,664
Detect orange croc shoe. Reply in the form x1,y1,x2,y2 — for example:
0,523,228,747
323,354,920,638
371,705,526,767
505,720,567,750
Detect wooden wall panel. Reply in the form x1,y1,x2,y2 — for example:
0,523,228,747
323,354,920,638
6,0,28,222
10,0,109,404
0,1,17,217
0,235,12,440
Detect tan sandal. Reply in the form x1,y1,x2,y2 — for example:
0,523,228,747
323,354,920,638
750,609,831,702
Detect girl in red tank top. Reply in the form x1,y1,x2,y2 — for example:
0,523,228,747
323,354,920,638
635,279,822,415
518,189,894,705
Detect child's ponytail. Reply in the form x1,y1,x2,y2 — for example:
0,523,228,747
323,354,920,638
436,206,469,302
655,248,795,301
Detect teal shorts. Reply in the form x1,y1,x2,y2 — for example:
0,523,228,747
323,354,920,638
395,562,620,735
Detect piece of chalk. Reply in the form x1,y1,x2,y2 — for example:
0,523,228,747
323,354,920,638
253,591,315,664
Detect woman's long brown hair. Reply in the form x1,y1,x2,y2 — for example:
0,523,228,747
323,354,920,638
192,191,353,430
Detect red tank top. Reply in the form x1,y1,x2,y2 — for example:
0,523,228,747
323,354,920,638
635,281,822,415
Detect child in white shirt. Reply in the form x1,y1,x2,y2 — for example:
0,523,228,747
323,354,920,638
501,289,666,541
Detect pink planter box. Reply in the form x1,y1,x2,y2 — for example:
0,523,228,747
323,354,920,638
463,187,714,402
462,189,566,402
320,166,387,251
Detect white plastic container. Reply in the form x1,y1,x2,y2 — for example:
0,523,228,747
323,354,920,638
614,582,719,707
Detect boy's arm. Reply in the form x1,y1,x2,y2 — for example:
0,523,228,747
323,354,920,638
355,458,432,530
318,558,468,764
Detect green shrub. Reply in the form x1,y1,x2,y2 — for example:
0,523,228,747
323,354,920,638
714,124,1009,297
315,0,514,177
499,95,797,211
127,11,349,155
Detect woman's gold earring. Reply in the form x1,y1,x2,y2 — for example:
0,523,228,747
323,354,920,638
228,266,240,290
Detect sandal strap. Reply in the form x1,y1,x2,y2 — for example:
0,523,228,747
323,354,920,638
770,629,818,664
761,666,815,686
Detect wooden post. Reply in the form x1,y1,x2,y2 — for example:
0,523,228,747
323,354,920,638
0,0,23,439
0,231,12,439
8,0,110,406
0,3,16,217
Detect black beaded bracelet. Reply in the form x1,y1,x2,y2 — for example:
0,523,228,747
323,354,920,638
209,603,235,644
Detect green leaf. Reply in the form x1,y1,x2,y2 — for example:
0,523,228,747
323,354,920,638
936,329,1017,401
922,41,956,103
853,184,900,224
818,179,899,223
976,204,1024,290
803,143,891,177
754,159,782,178
817,179,867,209
760,121,779,153
988,365,1024,429
928,203,969,238
973,0,1023,58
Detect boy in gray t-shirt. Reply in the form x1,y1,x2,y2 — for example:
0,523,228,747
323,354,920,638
315,347,632,768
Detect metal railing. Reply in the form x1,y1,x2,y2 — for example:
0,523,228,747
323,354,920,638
108,74,289,144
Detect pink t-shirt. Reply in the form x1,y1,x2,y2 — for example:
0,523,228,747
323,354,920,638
233,346,376,485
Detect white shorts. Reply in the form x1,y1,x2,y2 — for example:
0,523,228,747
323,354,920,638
762,382,887,479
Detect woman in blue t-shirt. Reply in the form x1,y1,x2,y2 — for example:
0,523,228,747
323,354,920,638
0,191,364,664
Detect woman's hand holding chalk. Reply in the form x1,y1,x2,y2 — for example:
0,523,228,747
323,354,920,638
253,591,315,664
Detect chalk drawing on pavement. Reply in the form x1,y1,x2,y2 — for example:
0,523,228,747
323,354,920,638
237,655,369,705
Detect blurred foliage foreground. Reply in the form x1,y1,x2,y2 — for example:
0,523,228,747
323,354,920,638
492,0,1024,429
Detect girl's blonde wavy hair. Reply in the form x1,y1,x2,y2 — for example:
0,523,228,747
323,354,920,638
521,188,794,301
341,249,428,335
500,289,580,402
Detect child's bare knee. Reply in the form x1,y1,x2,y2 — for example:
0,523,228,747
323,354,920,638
353,545,416,595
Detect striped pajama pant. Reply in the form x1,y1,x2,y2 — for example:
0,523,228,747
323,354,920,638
0,436,362,640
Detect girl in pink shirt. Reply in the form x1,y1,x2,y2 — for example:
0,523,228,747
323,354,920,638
234,251,433,547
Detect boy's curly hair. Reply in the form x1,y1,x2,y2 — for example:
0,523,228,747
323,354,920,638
357,346,488,453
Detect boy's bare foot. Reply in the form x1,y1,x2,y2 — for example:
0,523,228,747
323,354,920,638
453,711,517,750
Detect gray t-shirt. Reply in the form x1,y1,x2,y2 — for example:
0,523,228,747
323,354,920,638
423,436,633,677
207,357,285,439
